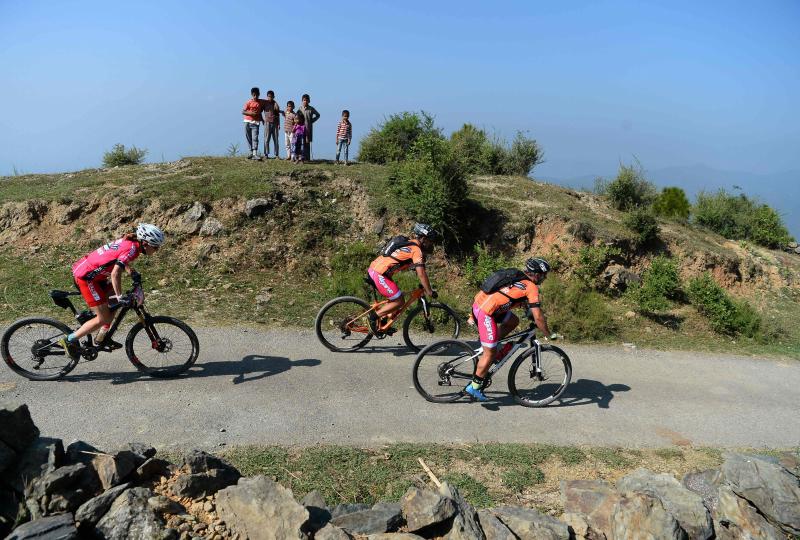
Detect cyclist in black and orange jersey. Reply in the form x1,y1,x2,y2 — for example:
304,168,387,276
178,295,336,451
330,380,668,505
366,223,438,333
466,257,555,401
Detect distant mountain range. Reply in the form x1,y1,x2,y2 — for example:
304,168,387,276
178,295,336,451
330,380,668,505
540,164,799,239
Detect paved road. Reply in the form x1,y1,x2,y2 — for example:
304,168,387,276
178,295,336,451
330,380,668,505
1,327,798,450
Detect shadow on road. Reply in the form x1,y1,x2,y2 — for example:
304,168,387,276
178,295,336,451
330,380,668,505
480,378,631,411
63,354,321,385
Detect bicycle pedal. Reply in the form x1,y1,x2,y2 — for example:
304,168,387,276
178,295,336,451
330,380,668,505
384,327,397,336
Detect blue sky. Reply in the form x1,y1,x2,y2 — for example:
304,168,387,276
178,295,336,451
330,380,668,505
1,1,798,229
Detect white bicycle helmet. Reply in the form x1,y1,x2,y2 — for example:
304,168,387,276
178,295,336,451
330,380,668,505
136,223,165,247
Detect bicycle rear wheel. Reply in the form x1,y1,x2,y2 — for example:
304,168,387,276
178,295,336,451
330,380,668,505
125,316,199,377
412,339,478,403
1,318,78,380
402,303,461,353
315,296,374,352
507,345,572,407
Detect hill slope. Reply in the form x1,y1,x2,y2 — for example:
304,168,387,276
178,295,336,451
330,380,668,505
1,157,798,358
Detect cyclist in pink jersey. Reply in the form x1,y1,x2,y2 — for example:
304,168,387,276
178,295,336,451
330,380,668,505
59,223,165,358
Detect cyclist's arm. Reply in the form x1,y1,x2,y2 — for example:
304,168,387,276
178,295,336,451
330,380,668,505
110,263,126,299
415,265,434,297
529,305,551,336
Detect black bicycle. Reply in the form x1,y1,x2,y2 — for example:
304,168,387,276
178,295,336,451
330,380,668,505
412,323,572,407
1,281,199,381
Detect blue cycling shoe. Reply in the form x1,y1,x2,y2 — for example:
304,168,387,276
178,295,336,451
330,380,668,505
464,384,489,402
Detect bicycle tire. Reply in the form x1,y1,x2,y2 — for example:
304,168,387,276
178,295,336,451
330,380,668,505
1,317,78,381
125,316,199,377
402,302,461,353
412,339,478,403
315,296,374,352
507,344,572,407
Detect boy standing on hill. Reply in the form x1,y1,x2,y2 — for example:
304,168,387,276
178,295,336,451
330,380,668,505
241,87,266,160
263,90,281,159
335,110,352,165
282,100,297,160
297,94,320,161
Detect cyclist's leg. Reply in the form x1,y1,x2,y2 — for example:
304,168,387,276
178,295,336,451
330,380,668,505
498,312,520,339
72,280,113,340
367,269,404,317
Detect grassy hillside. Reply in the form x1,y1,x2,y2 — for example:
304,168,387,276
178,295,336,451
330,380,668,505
1,157,799,358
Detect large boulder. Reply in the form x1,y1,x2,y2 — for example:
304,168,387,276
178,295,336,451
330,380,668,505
216,475,308,540
3,437,64,493
439,481,485,540
0,405,39,453
245,198,273,218
560,479,620,539
721,452,800,535
301,490,331,533
135,458,173,482
400,486,457,532
315,523,353,539
331,501,403,535
490,506,570,540
331,503,371,519
94,487,170,540
682,468,722,514
74,482,131,526
25,462,99,517
611,492,686,540
617,468,712,539
6,513,77,540
477,509,516,540
715,484,782,539
559,512,605,540
181,449,235,474
199,218,223,236
602,264,641,293
65,440,102,466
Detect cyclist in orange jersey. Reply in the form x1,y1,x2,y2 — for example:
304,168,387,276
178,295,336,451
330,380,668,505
466,257,555,401
366,223,438,333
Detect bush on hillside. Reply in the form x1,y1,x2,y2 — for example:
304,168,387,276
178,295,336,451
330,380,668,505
103,144,147,167
450,126,544,176
603,163,657,211
358,111,441,164
389,134,469,241
543,277,618,341
631,255,681,313
463,244,513,288
686,272,761,337
574,245,622,290
327,241,377,296
653,187,691,220
623,208,660,246
693,189,792,249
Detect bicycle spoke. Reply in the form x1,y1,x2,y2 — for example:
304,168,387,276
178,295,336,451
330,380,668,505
315,297,374,352
509,348,571,407
1,319,77,380
413,340,477,402
403,304,461,352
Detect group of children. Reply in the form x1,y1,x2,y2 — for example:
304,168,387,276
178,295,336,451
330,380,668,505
242,87,352,164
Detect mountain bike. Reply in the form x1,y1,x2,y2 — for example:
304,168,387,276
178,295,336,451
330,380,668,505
412,323,572,407
315,279,461,353
1,281,199,381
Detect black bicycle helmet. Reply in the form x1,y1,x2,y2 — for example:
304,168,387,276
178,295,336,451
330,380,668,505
412,222,439,241
525,257,551,275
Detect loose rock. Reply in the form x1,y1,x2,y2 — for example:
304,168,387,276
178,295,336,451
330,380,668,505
6,513,78,540
75,482,131,525
490,505,570,540
400,486,457,532
216,476,308,540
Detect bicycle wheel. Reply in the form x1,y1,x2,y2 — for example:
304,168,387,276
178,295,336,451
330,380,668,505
412,339,478,403
125,316,199,377
403,303,461,353
507,345,572,407
315,296,374,352
1,318,79,381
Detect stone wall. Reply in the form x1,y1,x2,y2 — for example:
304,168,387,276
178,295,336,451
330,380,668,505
1,404,798,539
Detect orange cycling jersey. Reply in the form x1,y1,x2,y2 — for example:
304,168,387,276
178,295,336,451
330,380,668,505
473,278,540,316
368,240,425,276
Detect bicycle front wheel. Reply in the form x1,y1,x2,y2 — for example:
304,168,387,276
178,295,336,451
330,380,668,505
507,345,572,407
402,303,461,353
1,318,78,381
315,296,374,352
412,339,478,403
125,316,199,377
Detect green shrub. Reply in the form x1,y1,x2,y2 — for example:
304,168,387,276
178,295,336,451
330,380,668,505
574,245,622,290
327,242,376,296
693,189,792,249
542,277,618,341
389,134,469,240
653,187,690,220
358,111,441,164
463,244,513,288
604,163,657,211
102,143,147,167
450,124,491,174
686,273,761,337
623,208,660,245
633,255,681,313
449,127,544,176
505,132,545,176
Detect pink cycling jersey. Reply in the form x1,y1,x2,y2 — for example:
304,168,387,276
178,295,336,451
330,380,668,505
72,238,141,281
